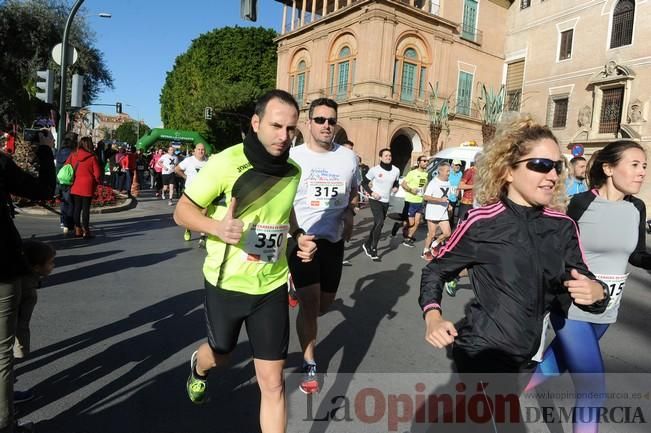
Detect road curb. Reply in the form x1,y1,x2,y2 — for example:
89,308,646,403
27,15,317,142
16,196,137,217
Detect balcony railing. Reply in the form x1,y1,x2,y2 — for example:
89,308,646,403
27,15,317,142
279,0,440,35
284,85,482,123
460,25,483,45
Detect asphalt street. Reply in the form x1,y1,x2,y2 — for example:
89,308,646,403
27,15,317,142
11,191,651,433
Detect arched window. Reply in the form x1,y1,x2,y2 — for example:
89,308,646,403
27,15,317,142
328,45,355,101
290,58,309,106
610,0,635,48
394,46,427,103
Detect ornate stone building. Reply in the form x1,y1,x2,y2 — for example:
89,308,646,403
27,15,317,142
504,0,650,200
273,0,511,171
70,110,140,144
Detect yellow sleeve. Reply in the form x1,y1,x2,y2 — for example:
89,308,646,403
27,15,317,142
403,170,416,187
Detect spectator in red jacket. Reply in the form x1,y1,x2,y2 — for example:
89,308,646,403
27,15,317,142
118,146,138,196
66,136,101,239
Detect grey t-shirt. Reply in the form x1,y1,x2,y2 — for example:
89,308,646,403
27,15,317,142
568,195,639,323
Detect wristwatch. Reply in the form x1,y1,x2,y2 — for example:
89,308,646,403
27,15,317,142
291,228,306,240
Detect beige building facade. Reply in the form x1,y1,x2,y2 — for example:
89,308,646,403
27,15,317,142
274,0,511,171
71,110,140,144
504,0,651,202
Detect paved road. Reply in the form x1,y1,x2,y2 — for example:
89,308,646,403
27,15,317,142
12,192,651,432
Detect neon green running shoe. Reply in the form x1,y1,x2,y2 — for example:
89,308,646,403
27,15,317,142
445,279,458,297
184,229,191,241
187,351,208,404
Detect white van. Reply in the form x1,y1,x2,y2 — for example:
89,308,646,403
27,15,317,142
427,144,483,176
388,144,482,216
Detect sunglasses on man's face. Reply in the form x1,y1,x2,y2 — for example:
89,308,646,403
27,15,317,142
514,158,564,175
311,117,337,126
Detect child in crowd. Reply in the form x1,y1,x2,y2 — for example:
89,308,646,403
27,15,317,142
15,240,56,361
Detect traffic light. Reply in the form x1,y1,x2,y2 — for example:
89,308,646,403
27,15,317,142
35,69,54,104
241,0,257,21
204,107,213,120
116,102,122,114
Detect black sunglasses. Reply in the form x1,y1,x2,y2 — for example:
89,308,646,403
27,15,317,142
311,116,337,126
514,158,564,175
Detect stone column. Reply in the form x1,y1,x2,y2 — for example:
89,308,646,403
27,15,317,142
311,0,317,22
300,0,306,26
281,3,287,34
322,0,327,17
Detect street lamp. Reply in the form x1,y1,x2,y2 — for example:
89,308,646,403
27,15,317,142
56,1,111,150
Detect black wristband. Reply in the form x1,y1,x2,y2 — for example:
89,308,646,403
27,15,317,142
292,228,305,239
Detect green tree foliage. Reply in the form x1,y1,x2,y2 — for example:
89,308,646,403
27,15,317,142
160,26,277,149
115,120,151,146
0,0,113,127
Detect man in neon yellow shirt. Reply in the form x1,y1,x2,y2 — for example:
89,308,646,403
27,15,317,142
173,90,316,433
400,156,429,247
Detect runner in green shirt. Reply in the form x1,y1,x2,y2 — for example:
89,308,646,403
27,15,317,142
173,90,316,433
400,156,429,247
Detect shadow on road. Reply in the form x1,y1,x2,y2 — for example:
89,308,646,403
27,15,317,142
28,212,175,252
16,288,267,432
53,250,123,268
44,248,192,287
287,263,413,433
18,285,285,433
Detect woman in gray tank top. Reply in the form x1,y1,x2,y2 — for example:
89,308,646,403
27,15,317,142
526,140,650,433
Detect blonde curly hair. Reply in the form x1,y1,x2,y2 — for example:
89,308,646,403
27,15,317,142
475,113,568,212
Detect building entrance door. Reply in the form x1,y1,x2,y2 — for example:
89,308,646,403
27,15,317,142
390,134,413,174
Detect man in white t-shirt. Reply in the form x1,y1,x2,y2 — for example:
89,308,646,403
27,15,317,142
176,143,208,244
361,148,400,260
157,145,179,205
289,98,358,394
422,162,451,260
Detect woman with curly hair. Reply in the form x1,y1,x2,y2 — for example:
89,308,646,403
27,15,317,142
419,113,610,372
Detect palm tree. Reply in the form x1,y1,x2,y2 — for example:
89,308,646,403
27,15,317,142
476,84,505,145
426,82,450,155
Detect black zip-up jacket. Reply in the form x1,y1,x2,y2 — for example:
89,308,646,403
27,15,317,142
1,145,56,281
419,198,609,364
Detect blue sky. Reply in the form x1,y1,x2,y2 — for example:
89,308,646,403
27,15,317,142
89,0,283,128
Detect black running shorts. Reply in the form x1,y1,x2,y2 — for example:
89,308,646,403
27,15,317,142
203,280,289,360
288,238,344,293
162,173,175,185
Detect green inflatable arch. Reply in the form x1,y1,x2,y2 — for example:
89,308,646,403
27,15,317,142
136,128,213,154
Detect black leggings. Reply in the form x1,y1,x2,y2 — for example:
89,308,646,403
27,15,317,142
452,347,527,433
365,199,389,250
456,203,473,227
72,195,92,230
